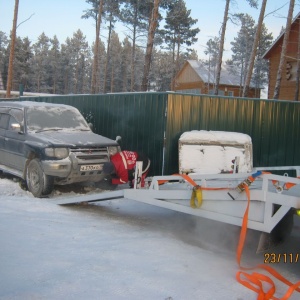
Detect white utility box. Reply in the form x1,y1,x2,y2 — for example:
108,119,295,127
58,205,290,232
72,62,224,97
179,130,253,174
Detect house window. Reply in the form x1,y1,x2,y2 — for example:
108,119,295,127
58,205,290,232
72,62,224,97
209,89,226,95
228,91,234,96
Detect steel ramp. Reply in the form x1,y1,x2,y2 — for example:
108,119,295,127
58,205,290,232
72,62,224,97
49,189,125,205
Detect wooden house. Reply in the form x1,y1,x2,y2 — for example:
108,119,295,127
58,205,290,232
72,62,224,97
263,12,300,100
172,60,261,98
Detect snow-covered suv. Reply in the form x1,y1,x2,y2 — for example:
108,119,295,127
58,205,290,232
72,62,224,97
0,101,120,197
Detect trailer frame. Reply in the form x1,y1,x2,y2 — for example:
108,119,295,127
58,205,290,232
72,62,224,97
51,167,300,236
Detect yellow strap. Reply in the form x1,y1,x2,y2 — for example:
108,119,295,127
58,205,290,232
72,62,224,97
190,186,202,208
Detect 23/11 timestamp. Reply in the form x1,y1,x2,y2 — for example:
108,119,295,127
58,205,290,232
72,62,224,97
264,253,299,264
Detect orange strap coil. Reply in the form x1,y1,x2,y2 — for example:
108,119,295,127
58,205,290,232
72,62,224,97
236,184,300,299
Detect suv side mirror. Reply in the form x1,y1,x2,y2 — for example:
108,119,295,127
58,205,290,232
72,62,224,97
10,123,24,134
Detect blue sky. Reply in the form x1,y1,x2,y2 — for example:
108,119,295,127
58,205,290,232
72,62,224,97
0,0,295,59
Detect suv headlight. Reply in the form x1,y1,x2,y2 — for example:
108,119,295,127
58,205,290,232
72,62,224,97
108,146,120,156
45,148,69,159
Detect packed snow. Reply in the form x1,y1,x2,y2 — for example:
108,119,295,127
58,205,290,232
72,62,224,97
0,174,299,300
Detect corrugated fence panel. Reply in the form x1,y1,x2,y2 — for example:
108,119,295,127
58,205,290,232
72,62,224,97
20,93,168,176
258,100,300,167
164,93,300,175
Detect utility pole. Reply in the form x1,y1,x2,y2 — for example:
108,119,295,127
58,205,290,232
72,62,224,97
6,0,19,98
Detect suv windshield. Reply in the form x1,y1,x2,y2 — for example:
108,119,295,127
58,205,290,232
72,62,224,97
26,106,91,132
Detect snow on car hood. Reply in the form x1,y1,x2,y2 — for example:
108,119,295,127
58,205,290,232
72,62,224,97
35,130,118,147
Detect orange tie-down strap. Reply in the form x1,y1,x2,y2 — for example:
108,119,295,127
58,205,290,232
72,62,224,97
236,185,300,299
158,173,229,191
158,172,300,192
162,173,300,299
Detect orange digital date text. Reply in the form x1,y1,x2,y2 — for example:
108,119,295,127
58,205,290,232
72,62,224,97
264,253,299,264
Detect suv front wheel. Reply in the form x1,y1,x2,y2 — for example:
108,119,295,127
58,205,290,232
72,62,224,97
26,159,54,197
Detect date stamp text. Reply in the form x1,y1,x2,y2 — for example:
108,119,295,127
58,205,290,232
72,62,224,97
264,253,299,264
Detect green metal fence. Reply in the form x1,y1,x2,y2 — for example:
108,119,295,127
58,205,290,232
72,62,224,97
164,93,300,174
2,92,300,176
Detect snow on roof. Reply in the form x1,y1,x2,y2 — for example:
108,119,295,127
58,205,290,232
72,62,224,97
187,60,243,87
179,130,252,145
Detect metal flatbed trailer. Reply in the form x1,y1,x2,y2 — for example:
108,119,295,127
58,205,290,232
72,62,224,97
51,168,300,246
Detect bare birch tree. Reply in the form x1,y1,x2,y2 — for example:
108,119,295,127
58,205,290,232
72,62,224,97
273,0,295,99
214,0,230,95
242,0,267,97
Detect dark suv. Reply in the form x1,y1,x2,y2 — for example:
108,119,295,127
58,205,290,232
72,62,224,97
0,101,120,197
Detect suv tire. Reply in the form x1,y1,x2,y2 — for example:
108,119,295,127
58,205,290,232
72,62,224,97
26,159,54,197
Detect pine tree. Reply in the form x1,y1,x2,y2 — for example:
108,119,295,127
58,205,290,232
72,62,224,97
108,31,123,92
120,0,150,91
13,37,32,92
48,36,61,94
229,14,272,97
0,32,9,89
120,37,132,92
204,37,220,93
230,14,256,95
163,0,199,88
65,30,90,94
251,24,273,97
30,33,51,93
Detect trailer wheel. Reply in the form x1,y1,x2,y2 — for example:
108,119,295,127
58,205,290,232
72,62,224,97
26,159,54,197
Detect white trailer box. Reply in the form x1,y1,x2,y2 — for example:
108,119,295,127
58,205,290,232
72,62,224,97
179,130,253,174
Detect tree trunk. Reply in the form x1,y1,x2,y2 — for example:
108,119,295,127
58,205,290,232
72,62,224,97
6,0,19,98
243,0,267,97
273,0,295,99
110,58,115,93
130,3,139,92
141,0,160,91
170,36,176,90
214,0,230,95
104,15,113,94
91,0,103,94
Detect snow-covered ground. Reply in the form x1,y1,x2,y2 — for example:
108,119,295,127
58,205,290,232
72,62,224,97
0,175,299,300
